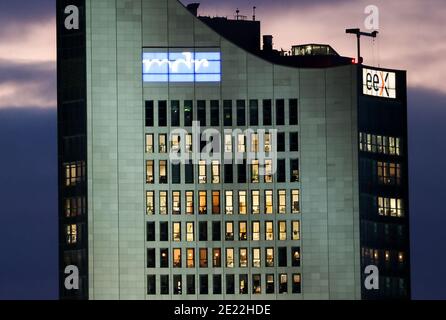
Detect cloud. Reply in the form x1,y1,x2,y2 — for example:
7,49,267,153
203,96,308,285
0,0,55,31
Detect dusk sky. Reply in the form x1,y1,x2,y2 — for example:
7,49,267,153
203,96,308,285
0,0,445,299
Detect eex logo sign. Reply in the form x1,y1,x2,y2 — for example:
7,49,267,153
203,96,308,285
64,5,80,30
363,68,397,99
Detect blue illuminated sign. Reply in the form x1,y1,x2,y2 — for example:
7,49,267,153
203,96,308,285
143,51,221,83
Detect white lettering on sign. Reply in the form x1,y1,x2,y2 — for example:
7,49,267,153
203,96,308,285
363,68,396,99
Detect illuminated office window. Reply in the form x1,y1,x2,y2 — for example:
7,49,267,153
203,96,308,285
212,191,220,214
252,248,261,268
265,160,273,183
146,161,154,185
212,160,220,184
213,248,221,267
145,134,154,153
64,161,85,187
239,248,248,268
225,221,234,241
292,221,300,240
159,160,167,184
251,160,259,183
199,191,207,215
389,137,401,155
279,274,288,294
253,274,261,294
225,134,232,153
186,191,194,215
266,248,274,267
226,248,234,268
252,221,260,241
265,190,273,214
278,221,287,240
64,197,86,218
278,190,286,214
251,133,259,153
187,248,195,268
378,197,404,217
160,249,169,268
265,221,274,241
264,133,272,152
173,222,181,242
146,191,154,215
239,221,247,241
159,134,167,153
266,274,275,294
239,274,248,294
238,134,246,152
292,274,302,293
159,191,168,215
225,191,233,215
238,191,247,215
173,248,182,268
186,222,194,242
292,247,301,267
251,190,260,214
66,224,78,245
378,162,401,185
398,252,404,263
172,191,181,215
199,248,208,268
186,133,193,153
199,160,207,184
291,190,300,213
171,134,181,153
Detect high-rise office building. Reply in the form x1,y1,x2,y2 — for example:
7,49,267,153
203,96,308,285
57,0,410,300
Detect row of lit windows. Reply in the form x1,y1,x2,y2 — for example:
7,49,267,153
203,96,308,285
146,159,300,184
64,196,86,218
145,132,299,154
362,247,406,264
377,197,404,218
145,99,299,128
359,133,401,156
64,161,86,187
146,189,300,215
147,247,301,269
65,224,80,245
147,220,301,242
147,273,302,295
377,161,401,185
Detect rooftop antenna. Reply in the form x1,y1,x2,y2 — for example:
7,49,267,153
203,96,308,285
236,8,240,20
345,28,379,64
253,6,257,21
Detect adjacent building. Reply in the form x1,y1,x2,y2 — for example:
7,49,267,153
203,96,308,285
57,0,410,300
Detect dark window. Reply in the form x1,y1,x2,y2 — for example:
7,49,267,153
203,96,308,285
197,100,206,127
147,249,155,268
173,275,182,295
289,99,298,125
172,164,181,184
223,100,233,126
158,101,167,127
184,100,193,127
226,274,235,294
171,100,180,126
145,101,154,127
160,248,169,268
147,222,155,241
160,222,168,241
185,162,194,184
291,159,299,182
187,275,195,295
290,132,299,151
200,275,208,294
224,164,233,183
211,100,220,126
253,274,261,294
276,99,285,125
160,275,169,294
277,132,285,152
278,247,287,267
239,274,248,294
147,275,156,295
212,221,221,241
238,160,247,183
249,100,259,126
199,222,208,241
237,100,246,126
263,100,272,126
277,159,286,183
213,275,222,294
292,247,301,267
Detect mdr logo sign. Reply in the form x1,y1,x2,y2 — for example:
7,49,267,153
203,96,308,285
363,68,396,99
